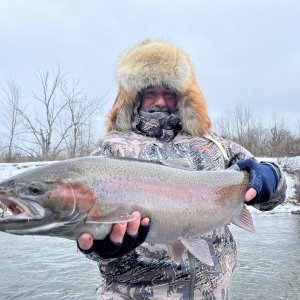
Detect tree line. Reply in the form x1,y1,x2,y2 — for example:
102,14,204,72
1,66,299,162
0,64,104,162
213,103,300,158
214,104,300,204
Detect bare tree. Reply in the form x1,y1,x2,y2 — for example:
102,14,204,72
61,79,101,158
15,63,105,161
213,107,235,140
0,79,23,162
18,64,71,160
214,102,263,155
263,115,289,156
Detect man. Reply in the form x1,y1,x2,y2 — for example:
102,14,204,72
78,40,286,299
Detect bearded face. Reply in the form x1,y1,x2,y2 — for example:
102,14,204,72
139,86,178,115
132,86,181,142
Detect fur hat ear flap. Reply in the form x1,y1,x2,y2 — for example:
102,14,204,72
178,74,211,136
106,87,136,132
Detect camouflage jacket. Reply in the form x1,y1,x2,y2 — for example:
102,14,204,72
87,130,286,300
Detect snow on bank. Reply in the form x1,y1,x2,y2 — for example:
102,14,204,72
0,157,299,213
258,156,300,213
0,161,52,181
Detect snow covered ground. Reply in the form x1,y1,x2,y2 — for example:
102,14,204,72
257,156,300,213
0,156,299,214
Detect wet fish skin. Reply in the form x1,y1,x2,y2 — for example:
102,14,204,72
0,156,254,265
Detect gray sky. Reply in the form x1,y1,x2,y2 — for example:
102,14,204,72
1,0,299,132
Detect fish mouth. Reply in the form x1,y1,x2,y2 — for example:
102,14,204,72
0,196,45,223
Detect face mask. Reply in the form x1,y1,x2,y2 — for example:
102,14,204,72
136,111,181,142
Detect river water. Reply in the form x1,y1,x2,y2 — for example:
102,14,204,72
0,213,299,300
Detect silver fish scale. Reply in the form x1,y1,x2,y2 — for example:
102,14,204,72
67,156,249,242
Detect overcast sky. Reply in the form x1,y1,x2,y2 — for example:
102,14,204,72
1,0,299,133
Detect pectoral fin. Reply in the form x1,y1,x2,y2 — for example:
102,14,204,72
86,207,135,224
167,241,185,265
181,237,214,266
230,205,256,233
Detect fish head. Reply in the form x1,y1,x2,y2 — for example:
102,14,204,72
0,165,97,237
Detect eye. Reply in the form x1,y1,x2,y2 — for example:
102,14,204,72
143,92,155,98
164,92,177,100
27,182,45,195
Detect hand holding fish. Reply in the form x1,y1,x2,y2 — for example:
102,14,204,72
244,188,257,202
237,159,279,205
77,211,151,257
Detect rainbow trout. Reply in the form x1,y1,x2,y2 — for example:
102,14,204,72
0,156,255,265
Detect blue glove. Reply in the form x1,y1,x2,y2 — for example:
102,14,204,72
236,159,279,205
78,221,151,258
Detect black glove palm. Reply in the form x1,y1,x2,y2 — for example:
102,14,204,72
79,221,151,259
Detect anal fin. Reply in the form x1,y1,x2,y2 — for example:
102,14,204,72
230,205,256,233
181,237,214,266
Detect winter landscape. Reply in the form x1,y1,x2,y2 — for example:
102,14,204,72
1,1,300,299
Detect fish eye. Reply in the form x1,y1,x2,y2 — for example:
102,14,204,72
27,182,45,195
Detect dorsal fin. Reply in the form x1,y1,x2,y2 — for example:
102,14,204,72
159,158,194,170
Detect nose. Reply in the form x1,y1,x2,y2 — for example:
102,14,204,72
154,94,166,107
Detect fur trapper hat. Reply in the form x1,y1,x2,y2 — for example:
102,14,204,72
106,39,211,135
